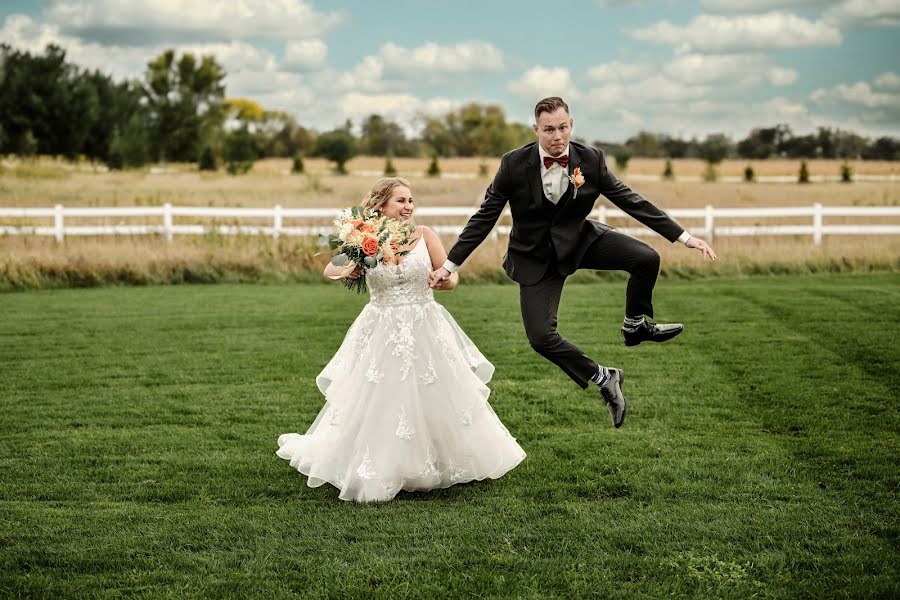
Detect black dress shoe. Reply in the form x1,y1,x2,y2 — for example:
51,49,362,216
599,368,626,428
622,320,684,347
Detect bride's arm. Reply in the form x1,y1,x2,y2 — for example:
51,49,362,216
421,226,459,290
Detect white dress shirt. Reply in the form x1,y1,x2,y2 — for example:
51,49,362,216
538,143,570,204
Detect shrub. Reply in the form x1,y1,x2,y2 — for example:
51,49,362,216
662,159,674,180
316,129,356,175
426,155,441,177
383,154,397,176
198,146,217,171
613,149,631,171
743,165,755,182
840,161,852,183
223,127,257,175
798,160,810,184
291,153,305,174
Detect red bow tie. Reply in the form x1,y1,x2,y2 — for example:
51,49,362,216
543,155,569,169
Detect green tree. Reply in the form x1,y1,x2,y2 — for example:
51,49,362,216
614,149,632,171
0,44,100,159
222,127,257,175
18,129,38,158
142,49,226,162
316,128,356,174
626,131,663,157
198,145,217,171
108,113,151,168
360,114,415,156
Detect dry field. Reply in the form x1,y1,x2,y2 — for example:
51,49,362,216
1,157,898,289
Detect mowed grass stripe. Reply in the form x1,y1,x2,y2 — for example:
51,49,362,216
1,275,898,598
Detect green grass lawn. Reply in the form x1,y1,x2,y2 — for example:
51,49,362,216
1,274,898,599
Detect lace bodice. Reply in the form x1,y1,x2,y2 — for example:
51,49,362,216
366,239,434,306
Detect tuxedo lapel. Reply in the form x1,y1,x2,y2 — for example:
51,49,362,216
525,144,544,208
551,145,581,220
568,144,582,181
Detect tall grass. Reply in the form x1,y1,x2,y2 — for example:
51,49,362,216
1,233,897,291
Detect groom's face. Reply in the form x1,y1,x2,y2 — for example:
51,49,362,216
533,108,573,157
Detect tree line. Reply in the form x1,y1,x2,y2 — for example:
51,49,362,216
1,44,897,174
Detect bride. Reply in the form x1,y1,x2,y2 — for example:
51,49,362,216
276,177,526,502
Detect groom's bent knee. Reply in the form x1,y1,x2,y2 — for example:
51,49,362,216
527,330,561,355
634,245,660,274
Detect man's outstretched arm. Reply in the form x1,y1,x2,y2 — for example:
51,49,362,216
430,156,511,287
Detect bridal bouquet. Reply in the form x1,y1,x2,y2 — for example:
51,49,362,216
328,205,417,293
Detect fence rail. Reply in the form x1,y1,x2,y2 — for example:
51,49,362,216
1,204,899,245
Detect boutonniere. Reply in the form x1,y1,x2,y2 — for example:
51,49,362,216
569,167,585,198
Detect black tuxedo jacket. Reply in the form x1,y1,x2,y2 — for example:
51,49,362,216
447,141,686,285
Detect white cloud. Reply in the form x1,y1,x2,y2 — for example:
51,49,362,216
874,71,900,90
824,0,900,28
810,73,900,127
337,93,458,135
379,41,504,77
508,67,580,103
586,61,653,83
44,0,344,44
811,80,900,110
701,0,842,13
283,39,327,72
629,12,842,53
768,66,799,86
664,53,769,85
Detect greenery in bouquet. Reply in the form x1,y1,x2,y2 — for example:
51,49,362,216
329,205,417,293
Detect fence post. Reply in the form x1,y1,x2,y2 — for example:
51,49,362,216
705,205,715,240
273,204,283,239
598,205,607,223
813,202,823,246
54,204,64,243
163,203,173,241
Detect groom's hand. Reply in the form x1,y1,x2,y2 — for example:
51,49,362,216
686,237,717,261
429,267,451,289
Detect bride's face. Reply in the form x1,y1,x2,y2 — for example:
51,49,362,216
380,186,414,223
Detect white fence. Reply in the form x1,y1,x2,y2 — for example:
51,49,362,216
1,204,899,246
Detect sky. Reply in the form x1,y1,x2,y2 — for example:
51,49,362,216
1,0,899,142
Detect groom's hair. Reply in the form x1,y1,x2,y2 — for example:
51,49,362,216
534,97,569,120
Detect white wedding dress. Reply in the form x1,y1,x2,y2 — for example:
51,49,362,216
276,239,526,502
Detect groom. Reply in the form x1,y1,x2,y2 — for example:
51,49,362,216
429,97,716,428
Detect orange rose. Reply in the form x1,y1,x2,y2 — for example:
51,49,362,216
571,167,585,188
362,235,379,256
359,222,376,233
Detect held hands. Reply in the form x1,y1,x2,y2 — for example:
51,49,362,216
428,267,451,289
686,237,718,261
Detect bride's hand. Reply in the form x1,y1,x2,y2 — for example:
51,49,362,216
327,261,361,280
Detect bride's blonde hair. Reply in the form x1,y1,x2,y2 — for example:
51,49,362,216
362,177,412,213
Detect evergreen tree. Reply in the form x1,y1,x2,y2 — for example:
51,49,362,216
426,155,441,177
662,159,674,180
743,165,755,182
291,153,304,174
798,160,810,184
